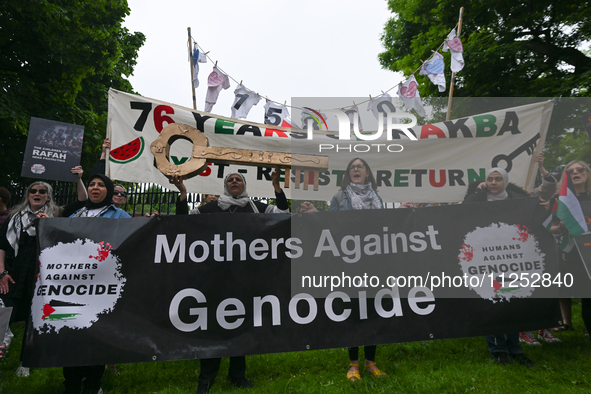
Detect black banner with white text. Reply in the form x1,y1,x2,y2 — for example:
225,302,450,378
25,200,569,367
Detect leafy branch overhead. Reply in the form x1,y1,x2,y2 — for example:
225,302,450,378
0,0,145,184
379,0,591,169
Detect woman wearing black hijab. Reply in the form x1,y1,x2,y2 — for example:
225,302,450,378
61,174,130,394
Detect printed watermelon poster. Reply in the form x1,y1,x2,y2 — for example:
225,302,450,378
21,117,84,182
108,136,144,166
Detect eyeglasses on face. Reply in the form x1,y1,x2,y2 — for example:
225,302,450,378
566,167,586,174
350,165,366,171
113,191,127,197
29,188,48,195
486,177,504,183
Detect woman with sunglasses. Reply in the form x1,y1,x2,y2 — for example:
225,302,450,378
112,184,127,209
0,167,86,376
549,161,591,337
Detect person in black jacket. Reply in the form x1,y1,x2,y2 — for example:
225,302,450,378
463,167,530,202
463,167,534,367
172,169,288,394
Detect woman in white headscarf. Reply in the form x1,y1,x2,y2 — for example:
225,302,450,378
463,167,530,202
463,167,534,366
172,169,288,394
173,170,288,215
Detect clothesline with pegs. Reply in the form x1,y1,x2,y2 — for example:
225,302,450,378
188,20,460,114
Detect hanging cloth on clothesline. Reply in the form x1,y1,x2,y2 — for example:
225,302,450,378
342,104,363,132
263,101,292,127
204,66,230,113
366,93,398,129
420,51,446,92
442,29,464,73
191,43,208,88
397,75,426,117
231,84,261,119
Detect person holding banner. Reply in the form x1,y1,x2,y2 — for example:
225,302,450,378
463,167,535,366
301,157,387,381
173,169,288,394
0,167,86,377
57,173,130,394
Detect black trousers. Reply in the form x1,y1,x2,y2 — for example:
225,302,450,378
348,346,377,362
63,365,105,392
198,356,246,387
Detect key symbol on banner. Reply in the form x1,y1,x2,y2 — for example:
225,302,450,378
491,133,540,172
150,123,329,190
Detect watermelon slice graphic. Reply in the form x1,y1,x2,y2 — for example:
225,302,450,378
109,137,145,164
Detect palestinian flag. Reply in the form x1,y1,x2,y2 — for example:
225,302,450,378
556,169,589,237
42,300,85,321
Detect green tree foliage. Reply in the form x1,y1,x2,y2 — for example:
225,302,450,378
378,1,591,169
0,0,145,185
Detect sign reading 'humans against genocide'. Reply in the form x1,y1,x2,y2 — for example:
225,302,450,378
25,199,567,368
107,89,553,202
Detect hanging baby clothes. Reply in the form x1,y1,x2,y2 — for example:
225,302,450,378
397,75,426,117
342,104,363,132
231,84,261,119
366,93,397,130
301,107,328,131
191,43,208,88
442,29,464,73
263,101,291,127
420,51,446,92
204,66,230,113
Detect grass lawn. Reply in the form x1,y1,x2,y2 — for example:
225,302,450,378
1,302,590,394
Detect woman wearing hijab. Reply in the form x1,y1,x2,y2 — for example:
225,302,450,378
60,173,130,394
0,167,86,377
172,169,288,394
463,167,534,367
463,167,530,203
69,174,130,219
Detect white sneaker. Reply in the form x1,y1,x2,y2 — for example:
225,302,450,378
16,365,30,377
538,329,562,343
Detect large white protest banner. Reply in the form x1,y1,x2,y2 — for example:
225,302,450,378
107,89,553,202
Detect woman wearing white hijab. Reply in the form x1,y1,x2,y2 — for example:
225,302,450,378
463,167,529,202
463,167,534,366
172,169,288,394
